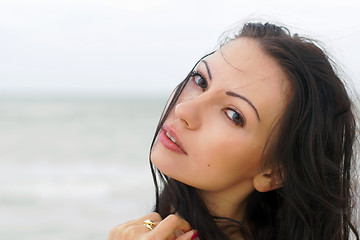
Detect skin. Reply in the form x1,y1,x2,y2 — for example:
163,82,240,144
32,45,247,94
108,212,197,240
109,37,291,239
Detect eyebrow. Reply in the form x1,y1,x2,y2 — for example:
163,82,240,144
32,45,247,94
202,60,212,80
226,91,261,121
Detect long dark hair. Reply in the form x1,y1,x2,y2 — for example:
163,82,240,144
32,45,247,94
149,22,359,240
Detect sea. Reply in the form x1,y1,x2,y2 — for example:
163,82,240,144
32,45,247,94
0,96,167,240
0,96,359,240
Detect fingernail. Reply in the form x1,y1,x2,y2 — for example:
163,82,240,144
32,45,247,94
191,231,198,240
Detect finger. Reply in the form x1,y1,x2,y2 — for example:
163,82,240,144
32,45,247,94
149,214,192,239
108,219,143,239
176,230,198,240
174,213,191,232
108,224,126,240
140,212,163,222
121,224,154,239
140,212,162,232
121,212,162,231
108,212,162,240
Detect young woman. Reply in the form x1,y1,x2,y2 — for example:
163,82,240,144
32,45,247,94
108,22,359,240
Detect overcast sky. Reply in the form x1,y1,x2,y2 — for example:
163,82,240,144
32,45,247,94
0,0,359,97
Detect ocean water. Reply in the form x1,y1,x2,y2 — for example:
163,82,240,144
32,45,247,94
0,96,167,240
0,97,359,240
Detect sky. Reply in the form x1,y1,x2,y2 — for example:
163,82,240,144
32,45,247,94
0,0,359,97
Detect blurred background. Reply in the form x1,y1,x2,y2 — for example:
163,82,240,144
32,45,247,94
0,0,359,239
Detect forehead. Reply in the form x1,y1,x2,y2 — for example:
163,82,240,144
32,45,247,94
208,38,284,83
201,37,291,125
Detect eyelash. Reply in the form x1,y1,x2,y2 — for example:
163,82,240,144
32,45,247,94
190,71,208,91
189,70,246,127
224,107,245,127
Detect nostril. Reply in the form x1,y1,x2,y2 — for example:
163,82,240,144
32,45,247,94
174,101,200,129
174,103,190,127
182,118,189,127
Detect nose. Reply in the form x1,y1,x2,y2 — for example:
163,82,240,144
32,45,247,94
174,98,202,129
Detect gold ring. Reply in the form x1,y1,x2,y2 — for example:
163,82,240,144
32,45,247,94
143,219,156,231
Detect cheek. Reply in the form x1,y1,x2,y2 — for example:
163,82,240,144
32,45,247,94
209,140,262,176
150,141,190,177
189,138,263,189
150,142,173,172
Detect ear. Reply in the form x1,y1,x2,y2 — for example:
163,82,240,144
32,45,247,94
253,167,283,192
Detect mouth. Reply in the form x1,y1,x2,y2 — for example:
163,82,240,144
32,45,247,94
158,125,187,155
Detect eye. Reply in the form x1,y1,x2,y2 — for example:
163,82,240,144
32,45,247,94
191,72,208,91
224,108,245,127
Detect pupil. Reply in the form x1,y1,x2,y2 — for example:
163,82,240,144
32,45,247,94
200,78,206,88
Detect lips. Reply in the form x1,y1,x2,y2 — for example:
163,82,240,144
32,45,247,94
159,124,187,155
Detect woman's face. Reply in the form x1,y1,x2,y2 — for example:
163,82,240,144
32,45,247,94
151,37,290,195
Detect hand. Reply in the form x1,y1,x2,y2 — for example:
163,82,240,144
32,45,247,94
108,212,198,240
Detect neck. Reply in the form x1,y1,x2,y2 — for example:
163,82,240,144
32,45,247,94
198,179,254,222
